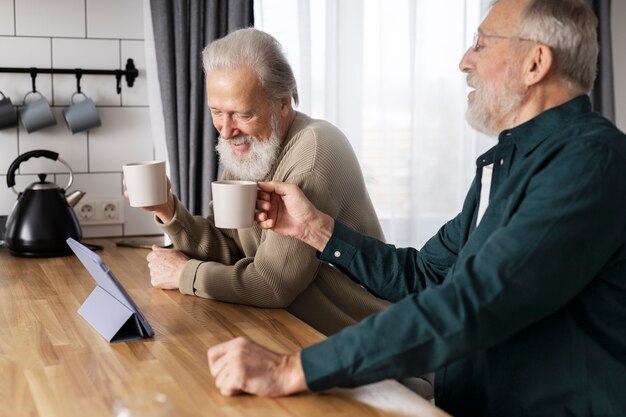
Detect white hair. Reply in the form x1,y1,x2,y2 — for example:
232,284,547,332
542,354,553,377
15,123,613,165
494,0,599,94
202,28,299,106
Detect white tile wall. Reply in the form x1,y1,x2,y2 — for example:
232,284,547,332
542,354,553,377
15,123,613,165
89,107,154,172
0,37,53,105
58,172,123,196
81,224,123,238
18,109,89,174
121,41,148,106
86,0,144,40
52,38,121,106
0,0,15,36
0,128,18,174
0,0,158,238
0,177,16,214
15,0,85,38
0,174,38,214
123,203,162,236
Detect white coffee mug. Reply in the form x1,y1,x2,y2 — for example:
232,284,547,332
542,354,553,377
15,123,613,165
123,161,167,207
211,180,257,229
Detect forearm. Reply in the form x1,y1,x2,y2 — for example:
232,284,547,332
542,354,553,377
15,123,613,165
183,235,320,307
159,197,242,262
318,221,443,301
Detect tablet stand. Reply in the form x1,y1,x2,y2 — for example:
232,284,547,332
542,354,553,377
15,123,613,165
78,286,150,342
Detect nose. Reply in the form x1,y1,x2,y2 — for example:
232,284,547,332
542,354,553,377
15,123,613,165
459,47,476,74
216,114,240,139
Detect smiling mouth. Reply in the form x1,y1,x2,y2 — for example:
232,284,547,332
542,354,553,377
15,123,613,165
230,141,251,154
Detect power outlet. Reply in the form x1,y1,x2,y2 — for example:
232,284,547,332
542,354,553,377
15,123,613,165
75,197,125,225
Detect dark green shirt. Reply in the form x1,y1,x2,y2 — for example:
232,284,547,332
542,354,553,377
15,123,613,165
301,96,626,416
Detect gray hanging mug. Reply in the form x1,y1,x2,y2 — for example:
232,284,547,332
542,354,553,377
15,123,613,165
20,91,57,133
63,92,101,134
0,91,19,130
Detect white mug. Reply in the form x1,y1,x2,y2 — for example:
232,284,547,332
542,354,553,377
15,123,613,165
123,161,167,207
211,180,257,229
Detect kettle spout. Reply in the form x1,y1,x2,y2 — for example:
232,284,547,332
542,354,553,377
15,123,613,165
66,190,86,207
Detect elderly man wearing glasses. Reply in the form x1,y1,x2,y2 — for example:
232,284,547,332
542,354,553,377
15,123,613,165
206,0,626,416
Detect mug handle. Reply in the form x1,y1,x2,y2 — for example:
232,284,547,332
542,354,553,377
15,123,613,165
22,90,43,104
70,91,87,105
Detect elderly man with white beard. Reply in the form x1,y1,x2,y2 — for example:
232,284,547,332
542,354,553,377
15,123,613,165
205,0,626,416
140,28,394,339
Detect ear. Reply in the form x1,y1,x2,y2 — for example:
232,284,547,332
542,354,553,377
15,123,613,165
279,96,292,116
522,44,554,87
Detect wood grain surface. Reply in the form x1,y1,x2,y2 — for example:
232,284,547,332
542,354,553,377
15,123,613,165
0,239,450,417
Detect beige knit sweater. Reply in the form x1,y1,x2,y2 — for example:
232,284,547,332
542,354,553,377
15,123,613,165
159,112,390,335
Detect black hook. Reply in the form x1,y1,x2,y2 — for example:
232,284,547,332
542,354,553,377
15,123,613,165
115,70,122,94
75,69,82,94
30,68,37,92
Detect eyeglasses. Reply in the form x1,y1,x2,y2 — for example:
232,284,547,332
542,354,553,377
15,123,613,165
471,32,537,51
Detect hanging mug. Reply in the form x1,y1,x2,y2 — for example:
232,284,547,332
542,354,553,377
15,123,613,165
63,92,101,134
20,91,57,133
0,91,18,130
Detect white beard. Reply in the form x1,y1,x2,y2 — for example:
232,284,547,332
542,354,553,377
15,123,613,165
465,68,525,136
215,129,282,181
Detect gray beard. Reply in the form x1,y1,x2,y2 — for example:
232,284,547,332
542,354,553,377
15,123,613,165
215,132,282,181
465,70,524,136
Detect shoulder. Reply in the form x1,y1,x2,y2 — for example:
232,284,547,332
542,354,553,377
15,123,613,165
288,112,351,150
276,112,360,175
562,114,626,165
530,115,626,196
536,110,626,165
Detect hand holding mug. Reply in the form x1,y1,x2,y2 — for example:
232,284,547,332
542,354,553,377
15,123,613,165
256,181,335,252
122,161,175,223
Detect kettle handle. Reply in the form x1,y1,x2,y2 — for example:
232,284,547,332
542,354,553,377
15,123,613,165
6,150,74,193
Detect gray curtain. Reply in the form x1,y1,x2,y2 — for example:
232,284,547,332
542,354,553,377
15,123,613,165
150,0,254,216
585,0,615,121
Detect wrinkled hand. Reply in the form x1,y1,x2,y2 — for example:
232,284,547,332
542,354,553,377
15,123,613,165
123,176,176,223
146,245,188,289
256,181,334,251
208,336,308,397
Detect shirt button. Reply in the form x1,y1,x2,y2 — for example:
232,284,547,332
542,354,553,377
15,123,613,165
334,250,341,258
500,159,504,165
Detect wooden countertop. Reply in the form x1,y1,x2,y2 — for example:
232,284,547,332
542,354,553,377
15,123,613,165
0,238,450,417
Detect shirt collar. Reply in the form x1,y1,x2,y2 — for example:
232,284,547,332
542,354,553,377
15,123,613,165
498,95,592,156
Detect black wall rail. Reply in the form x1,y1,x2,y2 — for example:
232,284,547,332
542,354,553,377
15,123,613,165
0,58,139,94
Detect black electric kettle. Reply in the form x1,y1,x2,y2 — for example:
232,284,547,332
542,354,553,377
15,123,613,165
4,150,85,257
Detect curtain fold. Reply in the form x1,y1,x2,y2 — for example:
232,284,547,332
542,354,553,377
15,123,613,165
150,0,254,216
585,0,614,121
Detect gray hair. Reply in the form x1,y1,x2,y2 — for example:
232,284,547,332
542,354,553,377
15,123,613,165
513,0,599,94
202,28,299,106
